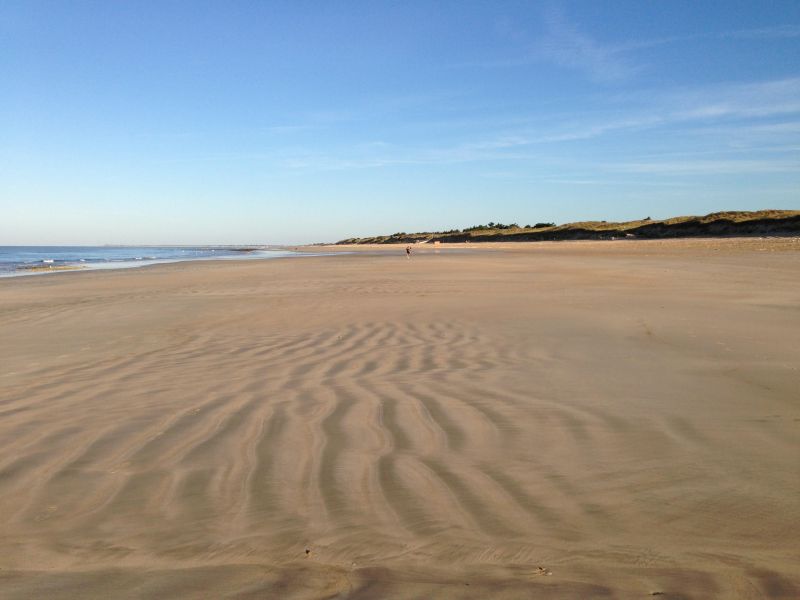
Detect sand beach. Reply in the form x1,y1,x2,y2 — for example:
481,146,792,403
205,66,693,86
0,238,798,599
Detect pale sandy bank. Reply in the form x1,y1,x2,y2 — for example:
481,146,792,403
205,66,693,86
1,239,798,599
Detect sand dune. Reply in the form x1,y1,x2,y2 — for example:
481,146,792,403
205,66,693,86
1,239,799,598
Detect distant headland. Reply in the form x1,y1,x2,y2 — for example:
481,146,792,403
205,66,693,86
335,210,800,244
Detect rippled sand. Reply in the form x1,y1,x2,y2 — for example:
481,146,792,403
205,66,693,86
1,239,799,599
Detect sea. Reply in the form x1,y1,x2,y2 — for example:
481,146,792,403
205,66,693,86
0,246,311,277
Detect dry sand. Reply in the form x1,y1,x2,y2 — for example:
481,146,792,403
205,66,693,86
1,238,799,599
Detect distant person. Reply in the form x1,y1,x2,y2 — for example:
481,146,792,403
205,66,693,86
406,245,411,259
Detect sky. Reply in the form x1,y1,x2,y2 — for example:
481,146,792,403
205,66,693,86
1,0,799,244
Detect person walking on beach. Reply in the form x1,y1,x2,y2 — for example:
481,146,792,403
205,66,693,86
406,245,411,259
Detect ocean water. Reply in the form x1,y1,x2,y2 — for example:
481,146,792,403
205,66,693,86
0,246,307,277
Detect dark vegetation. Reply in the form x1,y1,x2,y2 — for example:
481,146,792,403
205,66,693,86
335,210,800,244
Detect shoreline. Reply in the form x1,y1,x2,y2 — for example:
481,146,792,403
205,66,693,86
2,236,798,287
4,236,798,281
0,248,334,279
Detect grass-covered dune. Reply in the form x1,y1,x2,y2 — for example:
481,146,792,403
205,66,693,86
336,210,800,244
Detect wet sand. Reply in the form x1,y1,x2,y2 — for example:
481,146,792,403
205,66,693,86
1,238,799,599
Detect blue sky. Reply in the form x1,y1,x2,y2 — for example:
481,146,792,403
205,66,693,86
2,1,799,244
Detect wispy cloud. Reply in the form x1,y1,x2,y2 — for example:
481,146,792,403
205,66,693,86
135,123,320,140
452,7,639,79
460,78,800,147
614,24,800,53
278,140,543,171
609,159,800,175
529,115,664,143
462,14,800,83
718,24,800,40
540,177,692,187
537,7,636,82
270,78,800,172
149,74,800,176
668,78,800,120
